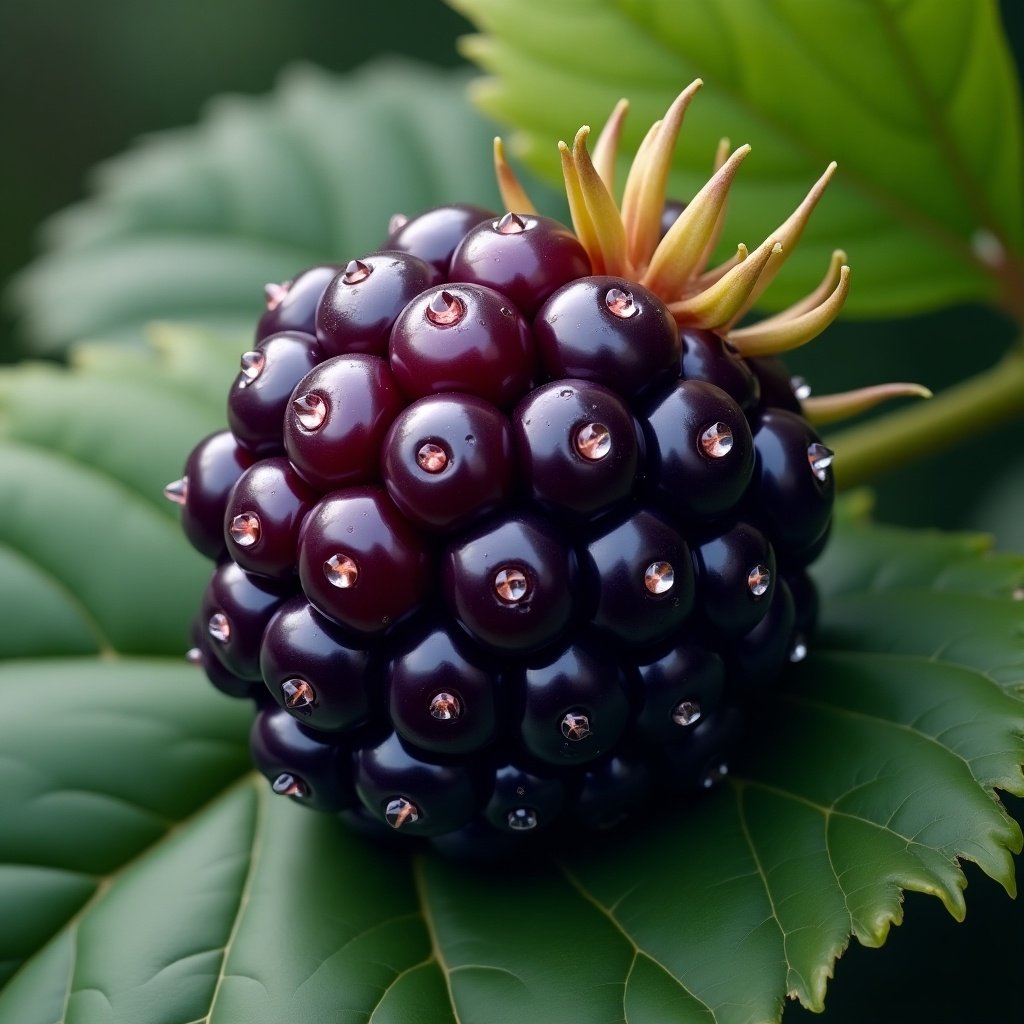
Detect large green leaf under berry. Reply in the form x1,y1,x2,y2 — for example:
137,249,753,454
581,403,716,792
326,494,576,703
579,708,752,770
450,0,1024,319
7,61,509,355
0,330,1022,1022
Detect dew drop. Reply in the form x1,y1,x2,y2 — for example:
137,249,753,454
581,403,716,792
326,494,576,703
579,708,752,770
493,566,529,603
560,711,592,741
416,442,449,473
747,564,770,598
604,287,638,319
495,211,527,234
229,512,261,548
429,691,461,721
272,772,308,798
388,212,409,234
807,443,835,482
507,807,538,831
789,635,809,663
264,281,289,310
207,613,230,643
644,561,675,595
700,421,734,458
385,797,420,829
185,647,202,667
574,421,611,461
791,375,812,401
342,259,372,285
324,553,359,589
671,700,702,727
163,476,188,505
701,762,730,789
293,393,328,430
238,350,266,386
425,290,466,327
282,678,317,714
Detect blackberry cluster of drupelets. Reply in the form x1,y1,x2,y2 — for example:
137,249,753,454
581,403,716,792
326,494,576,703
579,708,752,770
167,83,882,856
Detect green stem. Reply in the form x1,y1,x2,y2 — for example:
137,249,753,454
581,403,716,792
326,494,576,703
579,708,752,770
828,346,1024,490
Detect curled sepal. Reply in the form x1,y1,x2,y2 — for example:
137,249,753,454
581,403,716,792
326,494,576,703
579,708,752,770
804,382,933,425
669,240,782,329
751,249,849,329
624,80,703,270
643,144,751,300
694,243,749,290
559,140,603,274
727,162,839,327
572,126,629,278
591,98,629,194
493,137,537,215
727,264,851,356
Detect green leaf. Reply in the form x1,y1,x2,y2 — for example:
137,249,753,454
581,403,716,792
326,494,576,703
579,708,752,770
8,61,503,354
449,0,1024,318
1,330,1022,1021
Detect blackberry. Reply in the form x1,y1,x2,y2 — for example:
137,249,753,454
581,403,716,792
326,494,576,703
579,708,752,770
170,80,928,854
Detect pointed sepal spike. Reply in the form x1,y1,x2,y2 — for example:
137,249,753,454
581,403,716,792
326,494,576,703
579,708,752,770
624,80,703,269
726,264,851,356
750,249,848,329
643,144,751,300
264,282,288,310
591,98,629,193
713,137,731,173
804,382,933,425
493,137,537,215
572,126,629,278
619,119,661,255
669,240,782,329
559,140,604,274
163,476,188,506
694,243,749,290
728,162,839,324
697,138,736,273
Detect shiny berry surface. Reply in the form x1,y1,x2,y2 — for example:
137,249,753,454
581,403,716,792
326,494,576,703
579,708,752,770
448,213,591,316
383,203,495,274
256,264,340,341
315,252,442,358
680,327,760,410
534,276,680,399
389,283,536,407
693,522,777,635
634,640,725,744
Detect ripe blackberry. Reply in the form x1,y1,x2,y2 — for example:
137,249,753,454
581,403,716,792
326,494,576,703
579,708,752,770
171,80,928,854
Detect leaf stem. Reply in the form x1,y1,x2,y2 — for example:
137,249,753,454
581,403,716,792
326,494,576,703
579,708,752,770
829,345,1024,489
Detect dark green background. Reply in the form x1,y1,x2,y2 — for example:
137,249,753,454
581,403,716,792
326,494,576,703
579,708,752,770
0,3,1021,1020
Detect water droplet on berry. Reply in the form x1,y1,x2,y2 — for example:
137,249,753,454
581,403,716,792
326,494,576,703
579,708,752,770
429,692,461,721
416,442,449,473
264,281,289,310
791,376,812,401
282,678,317,714
701,762,729,789
493,566,529,603
789,635,809,663
605,287,638,319
644,561,675,595
672,700,702,726
747,564,770,598
185,647,202,666
388,212,409,234
324,553,359,589
700,422,734,459
208,613,231,643
561,712,592,741
229,512,261,548
384,797,420,829
272,772,308,798
163,476,188,505
495,211,527,234
342,259,372,285
507,807,538,831
808,443,835,482
293,393,328,430
574,421,612,461
238,350,265,386
425,290,466,327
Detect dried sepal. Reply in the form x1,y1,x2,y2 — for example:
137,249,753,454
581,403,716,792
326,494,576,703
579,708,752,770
670,240,781,329
559,140,603,274
643,144,751,299
493,137,537,215
591,98,630,194
804,383,933,425
727,264,851,356
572,126,630,278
